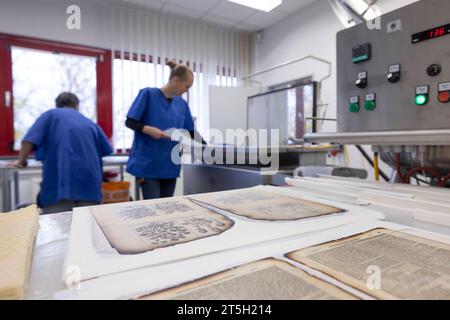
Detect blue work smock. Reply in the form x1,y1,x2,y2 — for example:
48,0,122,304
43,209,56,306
23,107,113,207
126,88,195,179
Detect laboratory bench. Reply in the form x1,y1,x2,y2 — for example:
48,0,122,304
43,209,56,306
23,191,450,300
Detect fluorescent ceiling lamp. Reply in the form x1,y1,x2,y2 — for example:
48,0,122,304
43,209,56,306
227,0,282,12
345,0,380,19
345,0,368,15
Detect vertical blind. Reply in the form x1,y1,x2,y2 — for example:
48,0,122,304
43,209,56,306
110,5,251,150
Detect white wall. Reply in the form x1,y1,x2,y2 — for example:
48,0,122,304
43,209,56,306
209,86,264,144
252,0,340,132
251,0,419,181
0,0,113,49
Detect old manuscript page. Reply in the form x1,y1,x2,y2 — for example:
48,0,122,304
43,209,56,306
190,188,344,221
287,228,450,299
140,259,356,300
90,198,234,255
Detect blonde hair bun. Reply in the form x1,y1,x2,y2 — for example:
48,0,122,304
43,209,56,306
166,60,178,70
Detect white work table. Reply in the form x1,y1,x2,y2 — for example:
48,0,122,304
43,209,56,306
26,211,72,299
0,156,130,213
24,193,450,300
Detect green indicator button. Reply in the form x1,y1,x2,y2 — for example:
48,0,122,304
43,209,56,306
415,94,428,106
349,103,360,113
364,100,376,111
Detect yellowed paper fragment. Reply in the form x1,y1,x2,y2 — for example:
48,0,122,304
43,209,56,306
90,198,234,255
287,228,450,300
139,259,357,300
0,205,40,300
190,189,344,221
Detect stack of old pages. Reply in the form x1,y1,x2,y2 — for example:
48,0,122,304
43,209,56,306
0,205,40,299
140,227,450,300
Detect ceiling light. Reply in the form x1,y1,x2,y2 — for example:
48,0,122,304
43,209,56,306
227,0,282,13
344,0,368,15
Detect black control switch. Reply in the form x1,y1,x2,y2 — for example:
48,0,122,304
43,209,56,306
355,78,367,88
427,64,442,76
387,73,400,83
387,64,401,83
355,71,368,89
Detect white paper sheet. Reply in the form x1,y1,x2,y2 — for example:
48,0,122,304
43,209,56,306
316,174,450,197
62,185,384,283
287,176,450,218
414,209,450,227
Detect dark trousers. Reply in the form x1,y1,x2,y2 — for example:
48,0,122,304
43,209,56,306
139,178,177,200
41,200,99,215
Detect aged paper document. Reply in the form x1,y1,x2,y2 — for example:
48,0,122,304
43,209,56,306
0,205,40,300
64,186,383,282
90,198,234,254
139,259,357,300
190,188,344,221
287,228,450,299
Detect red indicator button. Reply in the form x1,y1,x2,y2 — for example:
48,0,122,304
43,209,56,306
438,91,450,103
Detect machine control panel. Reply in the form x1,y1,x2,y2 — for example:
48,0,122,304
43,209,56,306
337,0,450,132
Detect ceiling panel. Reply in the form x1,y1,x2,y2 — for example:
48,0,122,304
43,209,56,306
244,9,290,29
200,13,238,27
100,0,320,31
207,1,256,22
165,0,220,12
233,22,260,32
161,3,204,19
118,0,167,10
275,0,317,14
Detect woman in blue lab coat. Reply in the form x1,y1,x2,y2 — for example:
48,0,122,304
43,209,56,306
125,60,206,199
16,92,113,214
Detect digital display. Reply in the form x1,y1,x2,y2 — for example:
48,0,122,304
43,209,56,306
352,43,371,63
412,24,450,44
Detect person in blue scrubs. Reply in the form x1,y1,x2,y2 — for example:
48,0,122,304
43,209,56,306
125,61,206,199
15,92,113,214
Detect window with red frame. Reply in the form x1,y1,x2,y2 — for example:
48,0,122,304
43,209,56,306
0,33,112,156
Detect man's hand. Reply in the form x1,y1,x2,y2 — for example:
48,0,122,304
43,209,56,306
14,141,34,169
6,160,27,168
143,126,171,140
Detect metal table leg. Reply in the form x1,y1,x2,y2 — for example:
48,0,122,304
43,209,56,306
135,177,140,201
1,168,12,212
13,170,19,209
120,164,124,182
